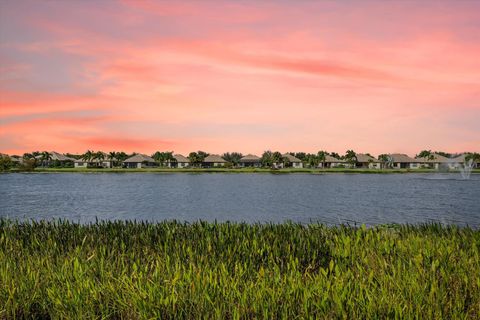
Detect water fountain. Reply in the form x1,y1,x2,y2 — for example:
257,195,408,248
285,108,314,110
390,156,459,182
459,159,474,180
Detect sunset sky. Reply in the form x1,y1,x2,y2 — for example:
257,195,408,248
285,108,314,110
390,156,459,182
1,0,479,156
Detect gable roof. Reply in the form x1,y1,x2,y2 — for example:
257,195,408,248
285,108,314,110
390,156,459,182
389,154,419,163
240,154,261,162
203,154,227,163
123,154,156,163
323,155,344,163
35,151,75,162
451,153,479,164
356,154,380,163
423,153,451,163
173,154,189,163
282,153,302,163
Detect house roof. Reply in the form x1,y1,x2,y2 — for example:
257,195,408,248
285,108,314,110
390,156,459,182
123,154,156,163
451,153,479,164
35,151,75,162
173,154,189,163
389,153,419,163
423,153,451,163
356,154,380,163
240,154,261,162
203,154,227,163
323,155,344,163
282,153,302,163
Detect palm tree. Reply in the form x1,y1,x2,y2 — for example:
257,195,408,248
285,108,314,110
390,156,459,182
108,151,117,167
317,151,328,169
81,150,94,167
344,150,357,168
94,151,105,167
272,151,283,169
378,154,391,169
40,151,52,167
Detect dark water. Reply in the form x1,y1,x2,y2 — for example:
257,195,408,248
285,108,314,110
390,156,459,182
0,173,479,226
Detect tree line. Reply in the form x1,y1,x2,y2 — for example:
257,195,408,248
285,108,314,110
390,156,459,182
1,149,479,171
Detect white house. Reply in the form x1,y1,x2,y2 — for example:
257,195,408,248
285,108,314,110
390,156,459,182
273,154,303,169
123,154,157,168
74,153,116,168
239,154,261,168
318,155,347,168
421,153,451,170
450,153,479,169
355,154,381,169
168,154,190,168
202,154,227,168
389,154,422,169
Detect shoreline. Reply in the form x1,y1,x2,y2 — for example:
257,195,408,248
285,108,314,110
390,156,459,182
3,167,480,174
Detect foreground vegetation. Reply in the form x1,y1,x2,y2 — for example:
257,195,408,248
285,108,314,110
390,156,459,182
1,220,479,318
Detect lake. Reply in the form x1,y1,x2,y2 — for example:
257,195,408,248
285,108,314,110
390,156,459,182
0,173,479,226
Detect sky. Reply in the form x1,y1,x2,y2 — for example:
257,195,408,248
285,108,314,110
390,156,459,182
1,0,479,156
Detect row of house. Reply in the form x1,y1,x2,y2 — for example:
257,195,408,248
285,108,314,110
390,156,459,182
74,152,480,169
3,152,477,169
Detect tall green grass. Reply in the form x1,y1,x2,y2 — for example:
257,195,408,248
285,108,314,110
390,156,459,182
1,220,479,318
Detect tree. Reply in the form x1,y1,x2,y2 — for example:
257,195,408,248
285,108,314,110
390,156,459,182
317,151,328,168
305,153,319,168
115,152,129,162
330,152,341,159
40,151,52,167
222,152,243,167
82,150,94,162
416,150,434,161
261,151,273,167
0,155,12,172
465,152,480,165
344,150,357,168
378,154,392,169
188,151,209,167
108,151,118,167
272,152,283,168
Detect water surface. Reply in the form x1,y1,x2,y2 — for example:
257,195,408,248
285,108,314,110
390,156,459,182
1,173,479,226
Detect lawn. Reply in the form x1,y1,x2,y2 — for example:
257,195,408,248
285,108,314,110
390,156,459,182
1,220,478,318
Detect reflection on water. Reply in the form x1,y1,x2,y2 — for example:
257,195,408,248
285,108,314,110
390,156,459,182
0,173,479,227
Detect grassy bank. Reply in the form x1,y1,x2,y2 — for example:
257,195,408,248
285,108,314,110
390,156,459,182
8,167,480,174
1,220,479,318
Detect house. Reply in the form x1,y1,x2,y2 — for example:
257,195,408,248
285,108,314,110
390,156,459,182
284,153,303,168
74,154,117,169
389,154,422,169
355,154,381,169
421,153,451,169
202,154,227,168
36,151,76,166
273,154,303,169
450,153,479,169
318,155,346,168
167,154,190,168
239,154,261,168
123,154,157,168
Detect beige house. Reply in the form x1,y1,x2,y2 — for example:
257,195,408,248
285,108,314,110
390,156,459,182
421,153,451,169
450,153,479,169
74,152,116,168
202,154,227,168
273,154,303,169
167,154,190,168
239,154,261,168
355,154,381,169
318,155,346,168
36,151,76,166
389,154,422,169
123,154,157,168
